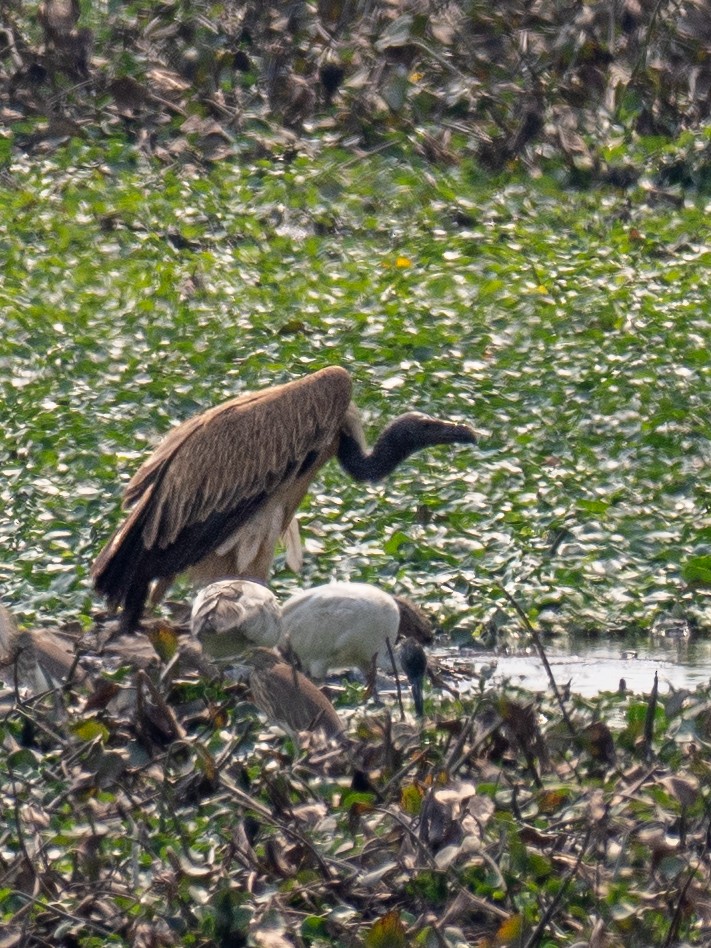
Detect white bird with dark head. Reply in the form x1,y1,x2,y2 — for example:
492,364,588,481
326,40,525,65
92,366,477,633
279,581,432,695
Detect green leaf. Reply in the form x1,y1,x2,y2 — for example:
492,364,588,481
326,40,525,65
681,556,711,585
71,719,110,743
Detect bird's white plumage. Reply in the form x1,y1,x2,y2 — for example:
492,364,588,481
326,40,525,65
281,517,303,572
190,579,282,660
280,581,400,679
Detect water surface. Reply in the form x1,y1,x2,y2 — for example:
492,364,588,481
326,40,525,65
442,635,711,698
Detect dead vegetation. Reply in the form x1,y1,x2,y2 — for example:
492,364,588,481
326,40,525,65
2,0,711,174
2,615,711,945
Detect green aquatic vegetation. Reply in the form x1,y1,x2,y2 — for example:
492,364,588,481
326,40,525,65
1,143,710,637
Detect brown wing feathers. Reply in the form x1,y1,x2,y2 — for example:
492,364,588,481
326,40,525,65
92,367,353,629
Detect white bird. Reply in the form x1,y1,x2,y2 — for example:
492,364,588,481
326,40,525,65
190,579,281,661
280,581,428,689
92,365,477,633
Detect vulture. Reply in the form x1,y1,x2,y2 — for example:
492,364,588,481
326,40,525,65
93,366,476,633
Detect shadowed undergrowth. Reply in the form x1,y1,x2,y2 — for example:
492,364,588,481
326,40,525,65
2,633,711,946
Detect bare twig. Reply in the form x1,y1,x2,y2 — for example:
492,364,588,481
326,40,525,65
642,670,658,761
386,636,406,721
497,584,577,740
523,825,593,948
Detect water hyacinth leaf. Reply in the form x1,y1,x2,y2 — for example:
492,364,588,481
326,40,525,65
84,748,130,788
659,774,700,809
342,792,377,815
6,748,43,771
84,679,122,712
579,721,617,765
212,887,253,943
536,786,573,814
71,719,110,743
406,870,448,906
681,556,711,585
194,745,218,783
301,915,330,940
148,622,179,662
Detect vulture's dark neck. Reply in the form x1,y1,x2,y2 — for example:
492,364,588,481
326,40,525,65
337,412,476,483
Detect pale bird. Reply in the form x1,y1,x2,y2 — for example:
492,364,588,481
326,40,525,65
190,580,429,715
92,366,476,633
280,581,430,691
190,580,281,661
